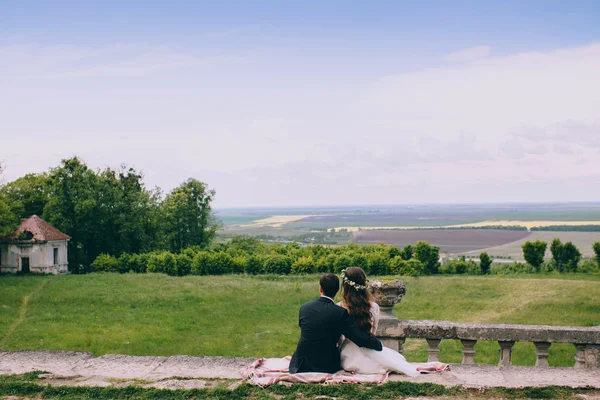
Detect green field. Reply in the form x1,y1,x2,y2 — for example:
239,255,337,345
1,274,599,368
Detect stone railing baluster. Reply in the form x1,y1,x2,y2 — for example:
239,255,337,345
426,338,441,362
574,344,587,369
498,341,514,367
460,339,477,364
534,342,551,367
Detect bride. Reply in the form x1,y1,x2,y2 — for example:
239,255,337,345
337,267,449,376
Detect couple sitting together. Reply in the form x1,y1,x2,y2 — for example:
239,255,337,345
289,267,449,377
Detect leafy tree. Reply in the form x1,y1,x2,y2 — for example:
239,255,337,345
161,178,219,253
42,157,102,272
561,242,581,272
0,163,18,236
522,240,547,271
593,242,600,268
550,238,581,272
414,241,440,274
479,252,492,275
0,173,50,219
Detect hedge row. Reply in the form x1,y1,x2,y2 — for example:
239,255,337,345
90,238,442,277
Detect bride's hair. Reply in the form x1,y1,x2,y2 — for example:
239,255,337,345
341,267,373,334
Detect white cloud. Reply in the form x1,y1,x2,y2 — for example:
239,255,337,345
444,45,491,63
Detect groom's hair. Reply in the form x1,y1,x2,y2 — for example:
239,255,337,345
320,273,340,298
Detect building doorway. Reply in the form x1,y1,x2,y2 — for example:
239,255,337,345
21,257,30,273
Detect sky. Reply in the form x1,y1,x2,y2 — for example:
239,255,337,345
1,1,600,207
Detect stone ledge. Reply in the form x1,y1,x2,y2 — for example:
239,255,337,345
379,319,600,344
0,351,598,389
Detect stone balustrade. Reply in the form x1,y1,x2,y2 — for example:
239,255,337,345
368,280,600,369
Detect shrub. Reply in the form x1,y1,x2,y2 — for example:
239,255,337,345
90,253,119,273
264,255,292,274
367,252,389,275
232,255,246,274
244,255,264,275
490,262,533,275
479,252,492,275
207,252,234,275
316,257,330,273
116,253,133,273
146,252,177,276
192,252,211,275
593,242,600,267
389,256,423,276
550,238,582,273
414,241,440,274
578,259,600,273
175,253,193,276
291,256,317,274
401,244,413,260
522,240,547,271
351,253,369,274
333,255,352,273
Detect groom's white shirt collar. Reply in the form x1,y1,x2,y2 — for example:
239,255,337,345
320,295,335,303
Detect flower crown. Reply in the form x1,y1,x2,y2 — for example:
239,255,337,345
339,269,368,291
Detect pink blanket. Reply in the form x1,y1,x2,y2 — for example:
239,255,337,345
239,356,389,387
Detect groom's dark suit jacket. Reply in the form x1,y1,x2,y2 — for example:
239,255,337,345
289,296,382,374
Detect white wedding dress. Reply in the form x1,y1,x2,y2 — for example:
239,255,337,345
338,301,435,377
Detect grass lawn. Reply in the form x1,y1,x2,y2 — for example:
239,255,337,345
1,273,599,367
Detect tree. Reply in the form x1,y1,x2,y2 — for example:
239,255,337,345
561,242,581,272
161,178,219,253
414,241,440,274
42,157,101,272
550,238,564,272
522,240,547,271
550,238,581,272
479,252,492,275
0,163,18,236
42,158,162,272
0,173,50,219
594,242,600,268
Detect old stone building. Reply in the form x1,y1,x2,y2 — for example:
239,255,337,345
0,215,70,274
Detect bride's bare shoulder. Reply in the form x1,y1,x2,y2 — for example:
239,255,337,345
337,301,349,310
370,302,380,312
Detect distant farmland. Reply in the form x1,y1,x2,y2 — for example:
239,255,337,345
352,229,531,254
463,231,600,259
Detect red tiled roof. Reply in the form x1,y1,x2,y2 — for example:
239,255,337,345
4,215,71,241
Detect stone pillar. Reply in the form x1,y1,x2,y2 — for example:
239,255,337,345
426,339,441,362
498,341,515,367
379,338,406,354
380,337,407,354
460,339,477,364
574,344,587,369
381,338,400,352
585,345,600,369
534,342,551,367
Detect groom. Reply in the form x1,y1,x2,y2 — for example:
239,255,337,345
289,273,382,374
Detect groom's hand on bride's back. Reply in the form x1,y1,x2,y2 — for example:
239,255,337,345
340,309,383,351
